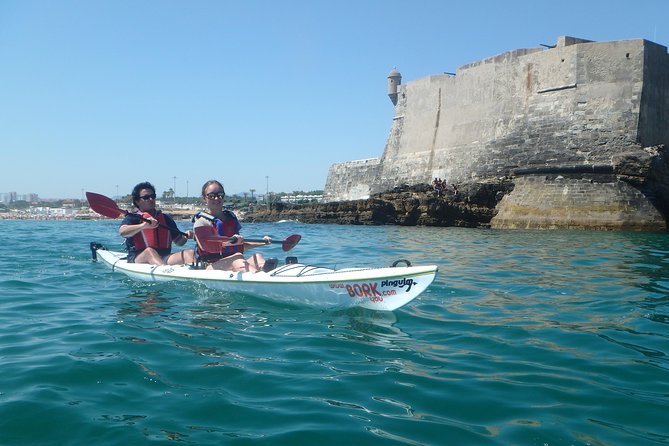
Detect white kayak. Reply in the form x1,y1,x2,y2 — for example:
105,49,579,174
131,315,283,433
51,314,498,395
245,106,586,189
91,244,438,311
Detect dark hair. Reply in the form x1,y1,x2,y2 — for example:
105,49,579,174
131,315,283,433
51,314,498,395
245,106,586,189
131,181,156,206
201,180,225,197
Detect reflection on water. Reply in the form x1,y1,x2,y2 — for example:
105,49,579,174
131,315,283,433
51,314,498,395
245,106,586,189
117,289,175,319
336,307,406,347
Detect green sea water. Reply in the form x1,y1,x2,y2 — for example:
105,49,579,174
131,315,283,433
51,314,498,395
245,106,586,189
0,220,668,445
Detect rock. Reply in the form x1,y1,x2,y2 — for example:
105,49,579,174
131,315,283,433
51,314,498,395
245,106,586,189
245,179,514,227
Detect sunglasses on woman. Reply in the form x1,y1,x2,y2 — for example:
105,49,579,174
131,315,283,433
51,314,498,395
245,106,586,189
206,192,225,199
139,194,157,200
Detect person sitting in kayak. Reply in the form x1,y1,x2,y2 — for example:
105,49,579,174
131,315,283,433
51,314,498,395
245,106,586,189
119,181,195,265
193,180,271,272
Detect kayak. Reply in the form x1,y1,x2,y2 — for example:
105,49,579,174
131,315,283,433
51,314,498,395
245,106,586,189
90,243,438,311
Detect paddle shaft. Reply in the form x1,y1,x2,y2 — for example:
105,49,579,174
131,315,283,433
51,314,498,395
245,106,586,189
230,236,267,244
128,212,188,238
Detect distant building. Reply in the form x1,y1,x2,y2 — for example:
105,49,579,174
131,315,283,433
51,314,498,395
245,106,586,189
279,194,323,204
0,192,17,204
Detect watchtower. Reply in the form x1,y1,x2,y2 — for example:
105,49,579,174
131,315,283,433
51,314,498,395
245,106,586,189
387,67,402,105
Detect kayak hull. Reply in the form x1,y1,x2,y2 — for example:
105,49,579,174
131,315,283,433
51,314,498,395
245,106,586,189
92,247,438,311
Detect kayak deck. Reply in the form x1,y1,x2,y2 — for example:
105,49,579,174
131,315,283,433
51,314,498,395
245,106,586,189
91,244,438,311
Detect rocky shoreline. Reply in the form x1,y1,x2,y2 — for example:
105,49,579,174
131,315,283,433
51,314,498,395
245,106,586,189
244,180,514,227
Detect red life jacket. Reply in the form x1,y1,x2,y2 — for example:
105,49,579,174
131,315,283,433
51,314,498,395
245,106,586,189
195,212,243,260
132,211,173,252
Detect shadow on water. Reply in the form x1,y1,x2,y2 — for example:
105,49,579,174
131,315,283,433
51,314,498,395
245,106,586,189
185,293,407,342
115,288,179,320
330,307,408,347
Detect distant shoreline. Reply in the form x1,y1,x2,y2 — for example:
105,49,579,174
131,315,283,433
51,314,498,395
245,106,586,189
0,208,200,221
0,214,98,221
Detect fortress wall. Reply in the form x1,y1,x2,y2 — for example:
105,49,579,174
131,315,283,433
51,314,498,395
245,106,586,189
639,40,669,145
491,174,666,230
375,38,651,194
375,76,447,193
323,158,381,202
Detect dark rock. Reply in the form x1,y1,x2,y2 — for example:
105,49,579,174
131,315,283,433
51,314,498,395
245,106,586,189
245,179,514,227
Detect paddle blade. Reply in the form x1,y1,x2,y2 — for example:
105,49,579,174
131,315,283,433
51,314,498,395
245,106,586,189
86,192,127,219
281,234,301,252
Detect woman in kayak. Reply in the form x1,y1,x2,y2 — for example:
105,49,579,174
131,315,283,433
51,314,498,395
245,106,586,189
193,180,271,272
119,181,195,265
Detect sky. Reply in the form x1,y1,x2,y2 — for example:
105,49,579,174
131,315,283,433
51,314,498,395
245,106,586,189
1,0,667,199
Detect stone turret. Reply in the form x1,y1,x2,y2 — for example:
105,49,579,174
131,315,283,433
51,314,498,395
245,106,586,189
387,67,401,105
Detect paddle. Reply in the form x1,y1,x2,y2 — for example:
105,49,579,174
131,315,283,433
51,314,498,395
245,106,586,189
249,233,301,252
199,233,301,253
86,191,189,236
193,211,301,252
87,192,301,252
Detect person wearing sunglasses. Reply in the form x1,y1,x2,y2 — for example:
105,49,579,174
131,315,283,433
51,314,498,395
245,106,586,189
192,179,271,272
119,181,195,265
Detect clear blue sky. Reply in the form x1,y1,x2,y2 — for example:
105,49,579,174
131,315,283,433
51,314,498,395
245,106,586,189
1,0,667,199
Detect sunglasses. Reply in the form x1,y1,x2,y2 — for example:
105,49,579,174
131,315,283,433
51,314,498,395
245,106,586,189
139,194,157,200
206,192,225,200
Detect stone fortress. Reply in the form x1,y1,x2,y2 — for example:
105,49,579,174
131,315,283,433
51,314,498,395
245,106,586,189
323,36,669,230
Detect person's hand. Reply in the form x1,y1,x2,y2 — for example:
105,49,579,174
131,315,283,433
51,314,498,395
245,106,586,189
141,212,159,228
184,230,194,239
263,236,272,245
229,234,243,244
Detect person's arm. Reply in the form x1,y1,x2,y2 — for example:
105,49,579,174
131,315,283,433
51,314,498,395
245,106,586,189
173,232,193,246
164,214,193,246
243,236,272,251
119,213,157,237
193,225,243,253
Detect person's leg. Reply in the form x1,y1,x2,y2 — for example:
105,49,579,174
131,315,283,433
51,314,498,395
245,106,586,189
222,253,264,273
207,253,245,271
165,249,195,265
134,248,165,265
245,253,265,272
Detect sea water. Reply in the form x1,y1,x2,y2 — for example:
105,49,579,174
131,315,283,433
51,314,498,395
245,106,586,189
0,219,668,445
